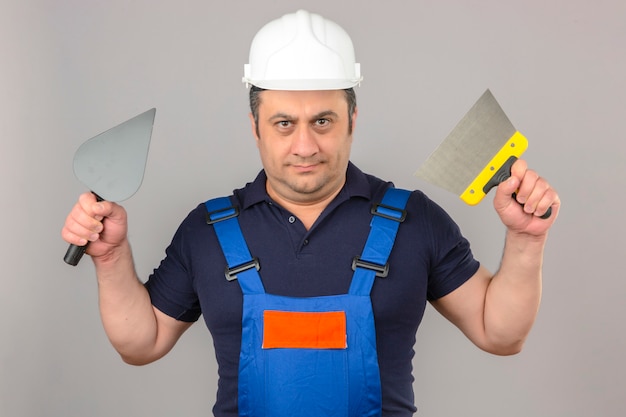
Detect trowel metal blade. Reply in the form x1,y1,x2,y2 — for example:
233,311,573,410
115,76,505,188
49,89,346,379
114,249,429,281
73,108,156,201
64,108,156,266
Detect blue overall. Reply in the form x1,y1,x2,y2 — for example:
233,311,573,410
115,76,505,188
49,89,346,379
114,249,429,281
205,188,410,417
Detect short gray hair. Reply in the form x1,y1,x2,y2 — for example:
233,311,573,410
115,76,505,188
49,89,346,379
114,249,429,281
249,86,357,137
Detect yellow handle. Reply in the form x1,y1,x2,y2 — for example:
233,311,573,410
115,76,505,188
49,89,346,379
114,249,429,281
460,131,528,205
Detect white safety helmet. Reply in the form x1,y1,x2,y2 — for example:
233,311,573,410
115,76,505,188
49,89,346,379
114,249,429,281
243,10,363,90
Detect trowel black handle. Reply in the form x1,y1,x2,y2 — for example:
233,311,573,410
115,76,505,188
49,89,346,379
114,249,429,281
483,156,552,220
63,193,104,266
64,242,88,266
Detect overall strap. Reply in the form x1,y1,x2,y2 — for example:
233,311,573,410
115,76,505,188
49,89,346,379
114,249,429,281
350,187,411,296
205,197,265,295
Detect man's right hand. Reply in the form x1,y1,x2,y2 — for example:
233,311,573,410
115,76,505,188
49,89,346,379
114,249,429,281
61,192,129,262
62,193,190,364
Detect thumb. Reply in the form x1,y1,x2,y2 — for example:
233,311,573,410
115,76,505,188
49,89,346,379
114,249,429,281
493,175,520,212
93,200,127,225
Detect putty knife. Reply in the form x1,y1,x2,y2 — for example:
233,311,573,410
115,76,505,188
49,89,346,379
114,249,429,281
415,89,550,218
63,108,156,266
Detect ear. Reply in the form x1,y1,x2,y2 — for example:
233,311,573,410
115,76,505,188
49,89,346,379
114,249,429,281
248,113,260,143
352,106,358,132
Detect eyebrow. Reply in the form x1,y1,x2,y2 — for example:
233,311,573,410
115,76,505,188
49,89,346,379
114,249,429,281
313,110,339,120
268,110,339,123
268,112,295,123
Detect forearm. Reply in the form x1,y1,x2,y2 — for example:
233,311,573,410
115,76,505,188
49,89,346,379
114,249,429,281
93,239,159,364
434,161,558,355
483,231,546,353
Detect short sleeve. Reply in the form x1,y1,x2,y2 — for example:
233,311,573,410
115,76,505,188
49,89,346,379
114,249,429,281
144,209,203,322
420,195,480,300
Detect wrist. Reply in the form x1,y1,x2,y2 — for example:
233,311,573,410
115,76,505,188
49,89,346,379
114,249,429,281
92,239,133,269
504,229,548,258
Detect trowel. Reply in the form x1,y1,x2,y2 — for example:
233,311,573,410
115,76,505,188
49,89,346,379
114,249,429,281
63,108,156,266
415,90,551,218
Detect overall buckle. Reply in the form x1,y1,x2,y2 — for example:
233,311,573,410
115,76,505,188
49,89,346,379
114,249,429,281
225,257,261,281
206,206,239,225
352,256,389,278
370,203,407,222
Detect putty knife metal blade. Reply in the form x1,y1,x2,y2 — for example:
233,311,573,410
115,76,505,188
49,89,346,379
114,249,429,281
415,89,527,205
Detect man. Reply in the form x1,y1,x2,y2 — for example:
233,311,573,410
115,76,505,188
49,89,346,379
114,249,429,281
62,10,560,417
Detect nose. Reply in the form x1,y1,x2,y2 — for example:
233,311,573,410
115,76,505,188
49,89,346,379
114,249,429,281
290,126,319,158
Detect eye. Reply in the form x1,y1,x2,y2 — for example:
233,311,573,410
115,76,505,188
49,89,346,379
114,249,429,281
315,118,330,127
273,119,296,135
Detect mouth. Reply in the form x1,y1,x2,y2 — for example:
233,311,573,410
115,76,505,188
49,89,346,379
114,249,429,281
289,160,323,173
292,164,318,173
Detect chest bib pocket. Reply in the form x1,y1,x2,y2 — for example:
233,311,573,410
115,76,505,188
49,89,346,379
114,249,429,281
263,310,347,349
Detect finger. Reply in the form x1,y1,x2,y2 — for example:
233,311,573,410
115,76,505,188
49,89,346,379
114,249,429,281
527,178,549,214
518,174,553,216
63,205,103,243
63,193,105,243
61,225,89,247
61,225,102,247
532,186,559,218
78,192,105,220
514,169,541,205
77,193,125,225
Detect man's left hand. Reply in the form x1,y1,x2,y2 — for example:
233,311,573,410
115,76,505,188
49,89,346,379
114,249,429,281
493,159,560,236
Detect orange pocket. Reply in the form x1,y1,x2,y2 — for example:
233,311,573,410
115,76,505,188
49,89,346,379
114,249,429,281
263,310,347,349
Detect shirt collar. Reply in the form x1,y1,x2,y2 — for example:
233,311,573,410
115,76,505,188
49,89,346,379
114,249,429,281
236,161,372,211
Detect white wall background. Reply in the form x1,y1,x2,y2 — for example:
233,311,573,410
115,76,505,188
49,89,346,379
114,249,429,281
1,1,625,416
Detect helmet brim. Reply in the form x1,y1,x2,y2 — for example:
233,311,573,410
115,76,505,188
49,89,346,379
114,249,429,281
243,77,362,91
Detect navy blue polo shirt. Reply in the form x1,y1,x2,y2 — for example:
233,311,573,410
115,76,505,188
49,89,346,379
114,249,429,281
145,162,479,417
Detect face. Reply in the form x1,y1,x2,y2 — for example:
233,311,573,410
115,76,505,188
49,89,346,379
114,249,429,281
250,90,357,206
